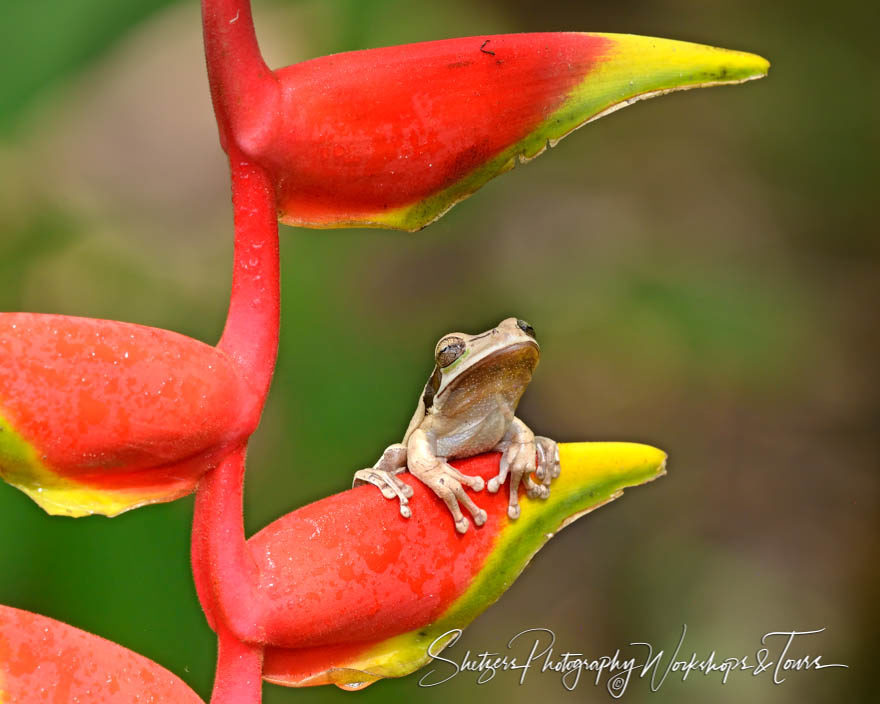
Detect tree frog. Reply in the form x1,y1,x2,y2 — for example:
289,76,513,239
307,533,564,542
353,317,560,533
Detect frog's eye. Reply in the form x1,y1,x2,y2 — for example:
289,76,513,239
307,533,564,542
436,337,466,368
516,319,536,339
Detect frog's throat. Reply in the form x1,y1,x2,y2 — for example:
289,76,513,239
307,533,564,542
436,341,539,401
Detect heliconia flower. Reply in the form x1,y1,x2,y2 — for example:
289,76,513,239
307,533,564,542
0,313,259,517
244,441,666,689
241,33,769,231
0,604,204,703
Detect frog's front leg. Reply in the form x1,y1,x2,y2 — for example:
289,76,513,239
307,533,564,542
353,443,415,518
488,418,558,519
407,428,487,534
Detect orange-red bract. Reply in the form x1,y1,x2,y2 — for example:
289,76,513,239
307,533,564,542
244,33,770,231
247,443,667,689
0,604,203,703
0,313,259,517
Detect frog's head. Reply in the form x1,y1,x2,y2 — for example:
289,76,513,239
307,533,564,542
423,318,540,411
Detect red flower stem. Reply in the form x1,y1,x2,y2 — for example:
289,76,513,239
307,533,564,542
192,0,280,648
200,0,279,156
202,0,280,391
209,623,264,704
191,138,278,647
217,157,280,396
192,444,265,642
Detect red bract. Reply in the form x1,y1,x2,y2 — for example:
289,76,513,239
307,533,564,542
0,604,203,703
0,313,259,516
261,33,769,230
251,443,666,689
265,33,610,228
203,3,769,232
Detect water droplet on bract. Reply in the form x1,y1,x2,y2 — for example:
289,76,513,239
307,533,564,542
342,681,368,690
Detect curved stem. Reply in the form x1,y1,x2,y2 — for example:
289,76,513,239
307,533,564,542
192,150,277,647
195,0,278,668
201,0,279,155
209,624,264,704
217,157,280,397
192,444,265,642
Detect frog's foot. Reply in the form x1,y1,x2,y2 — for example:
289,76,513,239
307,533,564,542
535,436,561,488
411,461,487,534
353,444,414,518
487,440,548,519
353,468,414,518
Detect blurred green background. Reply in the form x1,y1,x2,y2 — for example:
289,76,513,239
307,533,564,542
0,0,876,702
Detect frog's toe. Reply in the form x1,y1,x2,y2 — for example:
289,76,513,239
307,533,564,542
353,468,413,518
536,437,561,486
378,482,399,500
488,443,518,493
494,440,542,518
354,470,397,500
423,464,489,533
445,465,485,492
520,472,549,499
507,500,521,520
398,478,415,498
448,477,487,529
433,482,469,534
